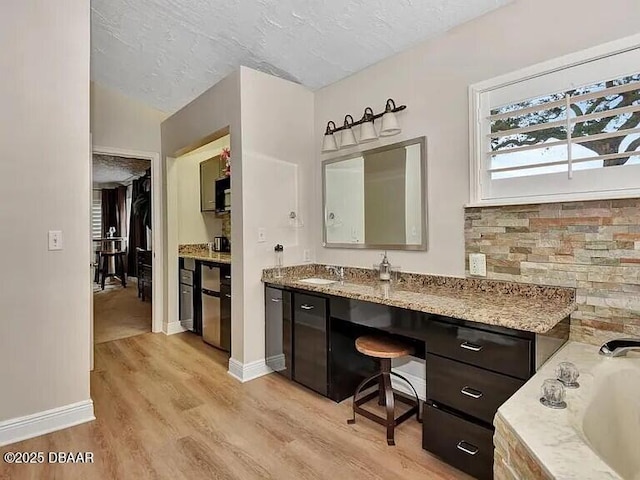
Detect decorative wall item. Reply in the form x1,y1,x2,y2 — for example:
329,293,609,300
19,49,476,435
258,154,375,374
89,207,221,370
221,147,231,176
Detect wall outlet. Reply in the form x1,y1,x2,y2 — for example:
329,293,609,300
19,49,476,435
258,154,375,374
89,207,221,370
303,249,311,262
257,228,266,243
469,253,486,277
48,230,63,251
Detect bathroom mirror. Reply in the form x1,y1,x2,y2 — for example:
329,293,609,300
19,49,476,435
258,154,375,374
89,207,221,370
322,137,427,250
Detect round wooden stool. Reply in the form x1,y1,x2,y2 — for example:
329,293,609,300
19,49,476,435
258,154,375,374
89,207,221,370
347,335,420,445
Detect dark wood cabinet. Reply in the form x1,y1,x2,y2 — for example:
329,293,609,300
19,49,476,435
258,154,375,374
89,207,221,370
263,283,560,480
425,320,532,380
292,293,328,396
265,287,293,379
426,354,524,425
422,403,494,480
220,283,232,352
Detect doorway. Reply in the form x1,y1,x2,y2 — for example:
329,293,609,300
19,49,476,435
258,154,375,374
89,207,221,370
90,147,163,355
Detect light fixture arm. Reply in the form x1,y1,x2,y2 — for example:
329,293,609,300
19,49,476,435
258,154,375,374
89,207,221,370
324,120,337,135
325,99,406,135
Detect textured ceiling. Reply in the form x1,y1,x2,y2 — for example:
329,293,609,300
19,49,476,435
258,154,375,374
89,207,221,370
91,0,512,113
93,155,150,186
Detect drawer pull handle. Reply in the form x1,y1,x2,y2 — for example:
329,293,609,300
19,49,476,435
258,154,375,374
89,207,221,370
460,341,483,352
456,441,479,456
270,298,282,303
225,275,231,279
461,386,483,399
225,294,231,298
300,304,315,310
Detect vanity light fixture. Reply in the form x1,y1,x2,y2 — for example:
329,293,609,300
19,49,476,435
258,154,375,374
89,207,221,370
321,99,406,152
340,115,358,148
380,99,402,136
322,121,338,152
358,107,378,143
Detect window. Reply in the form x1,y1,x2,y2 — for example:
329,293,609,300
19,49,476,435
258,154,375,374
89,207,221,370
92,189,102,239
470,35,640,205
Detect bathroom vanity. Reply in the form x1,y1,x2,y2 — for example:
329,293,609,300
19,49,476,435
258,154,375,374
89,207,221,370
263,265,574,480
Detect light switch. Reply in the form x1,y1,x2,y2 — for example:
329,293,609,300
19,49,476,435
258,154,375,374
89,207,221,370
303,249,311,262
48,230,63,251
257,228,266,243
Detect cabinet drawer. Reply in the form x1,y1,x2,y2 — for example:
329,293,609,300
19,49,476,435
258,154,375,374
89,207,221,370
426,321,532,379
294,293,327,322
293,293,328,396
422,403,493,480
427,354,524,424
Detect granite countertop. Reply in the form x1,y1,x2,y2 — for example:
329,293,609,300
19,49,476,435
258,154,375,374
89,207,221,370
178,244,231,264
496,341,639,479
262,265,576,334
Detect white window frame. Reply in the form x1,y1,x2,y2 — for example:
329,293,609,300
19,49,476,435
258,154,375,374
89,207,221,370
469,33,640,206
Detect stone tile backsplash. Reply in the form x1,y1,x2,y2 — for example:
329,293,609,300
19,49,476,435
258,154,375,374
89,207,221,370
465,199,640,345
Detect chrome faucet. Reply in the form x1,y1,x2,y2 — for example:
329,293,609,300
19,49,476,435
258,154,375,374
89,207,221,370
326,265,345,282
599,338,640,357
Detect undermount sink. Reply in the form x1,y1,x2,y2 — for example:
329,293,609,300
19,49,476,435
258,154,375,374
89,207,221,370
297,278,337,285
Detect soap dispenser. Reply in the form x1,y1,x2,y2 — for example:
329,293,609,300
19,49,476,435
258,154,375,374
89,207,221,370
379,251,391,281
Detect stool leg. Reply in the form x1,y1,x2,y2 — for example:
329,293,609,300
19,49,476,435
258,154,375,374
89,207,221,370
378,372,385,406
390,371,422,422
380,358,396,446
347,372,382,425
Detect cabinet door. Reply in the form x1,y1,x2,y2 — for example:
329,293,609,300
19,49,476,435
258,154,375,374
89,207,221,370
200,158,218,211
265,287,292,379
220,284,232,353
293,293,328,396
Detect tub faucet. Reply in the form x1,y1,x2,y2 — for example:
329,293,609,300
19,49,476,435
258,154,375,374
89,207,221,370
599,338,640,357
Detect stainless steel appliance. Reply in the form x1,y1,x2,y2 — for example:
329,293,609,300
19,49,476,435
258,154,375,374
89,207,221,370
201,263,230,351
179,258,196,332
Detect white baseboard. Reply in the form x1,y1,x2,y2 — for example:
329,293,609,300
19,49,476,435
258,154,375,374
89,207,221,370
228,357,273,383
391,369,426,401
165,321,187,335
0,400,95,447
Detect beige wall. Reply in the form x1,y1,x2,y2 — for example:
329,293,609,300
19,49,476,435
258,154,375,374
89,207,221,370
161,71,243,349
0,0,91,421
91,82,166,153
239,67,315,364
313,0,640,276
177,135,230,244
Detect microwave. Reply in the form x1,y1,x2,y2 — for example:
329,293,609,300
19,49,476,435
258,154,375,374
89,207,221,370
214,176,231,213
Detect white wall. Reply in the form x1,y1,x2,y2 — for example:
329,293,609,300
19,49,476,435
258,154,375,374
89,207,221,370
161,71,243,349
239,67,315,365
0,0,91,423
91,82,166,153
313,0,640,276
176,135,230,244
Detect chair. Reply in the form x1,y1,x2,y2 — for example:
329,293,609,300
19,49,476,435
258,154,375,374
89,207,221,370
347,335,421,445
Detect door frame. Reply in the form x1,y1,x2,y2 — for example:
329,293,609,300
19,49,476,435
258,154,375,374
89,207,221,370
92,145,164,335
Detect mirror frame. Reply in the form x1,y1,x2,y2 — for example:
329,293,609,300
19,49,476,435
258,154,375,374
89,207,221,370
322,136,428,251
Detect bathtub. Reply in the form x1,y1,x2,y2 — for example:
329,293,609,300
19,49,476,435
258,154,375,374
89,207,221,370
496,341,640,480
581,361,640,480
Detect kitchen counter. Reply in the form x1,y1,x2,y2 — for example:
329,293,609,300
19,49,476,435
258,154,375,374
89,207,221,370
262,264,575,334
178,244,231,264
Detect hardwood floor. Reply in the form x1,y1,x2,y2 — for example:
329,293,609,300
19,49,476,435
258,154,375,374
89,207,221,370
93,277,151,344
0,333,470,480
